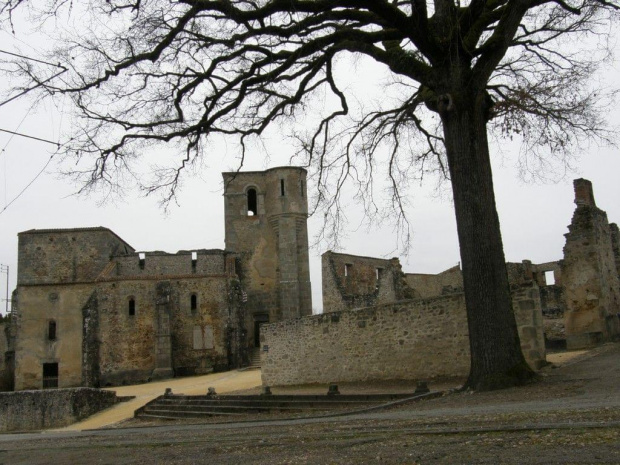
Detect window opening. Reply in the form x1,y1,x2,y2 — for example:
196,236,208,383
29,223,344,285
48,320,57,341
191,294,198,314
42,363,59,389
138,252,146,270
191,251,198,270
128,298,136,316
300,180,305,197
345,263,352,277
376,268,383,280
544,270,556,286
280,179,285,196
247,188,258,216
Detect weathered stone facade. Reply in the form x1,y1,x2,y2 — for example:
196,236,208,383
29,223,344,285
0,388,120,432
562,179,620,349
262,277,545,385
9,167,312,391
224,167,312,347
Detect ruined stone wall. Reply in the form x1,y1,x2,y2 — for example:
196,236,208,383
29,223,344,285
321,252,414,313
262,284,545,386
13,284,94,391
0,320,11,391
114,250,229,277
0,388,118,432
17,228,134,285
404,266,463,299
223,167,311,347
562,179,620,349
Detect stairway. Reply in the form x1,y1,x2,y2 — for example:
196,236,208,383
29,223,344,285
248,347,262,369
134,393,418,420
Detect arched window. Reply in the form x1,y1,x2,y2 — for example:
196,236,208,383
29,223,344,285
48,320,57,340
128,298,136,316
190,294,198,314
247,188,258,216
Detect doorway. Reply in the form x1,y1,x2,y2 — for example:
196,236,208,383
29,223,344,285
253,313,269,348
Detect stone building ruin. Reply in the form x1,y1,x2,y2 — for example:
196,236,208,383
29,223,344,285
2,167,311,391
261,178,620,386
1,175,619,391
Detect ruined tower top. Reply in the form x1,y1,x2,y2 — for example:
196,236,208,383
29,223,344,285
573,178,596,207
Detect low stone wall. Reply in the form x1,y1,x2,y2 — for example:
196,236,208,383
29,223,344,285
0,388,119,432
262,289,545,387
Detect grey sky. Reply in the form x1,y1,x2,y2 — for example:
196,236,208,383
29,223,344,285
1,15,619,316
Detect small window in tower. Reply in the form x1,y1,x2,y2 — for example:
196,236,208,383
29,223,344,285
247,188,258,216
300,180,305,198
48,320,57,341
191,294,198,314
376,268,383,280
345,263,352,277
191,251,198,270
128,298,136,316
280,179,285,196
138,252,146,270
545,270,556,286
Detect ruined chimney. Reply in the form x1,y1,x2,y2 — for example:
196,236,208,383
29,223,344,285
573,178,596,207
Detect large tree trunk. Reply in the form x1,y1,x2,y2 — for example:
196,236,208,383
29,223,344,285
440,91,536,391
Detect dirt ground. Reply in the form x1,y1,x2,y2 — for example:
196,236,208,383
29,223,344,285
0,344,618,464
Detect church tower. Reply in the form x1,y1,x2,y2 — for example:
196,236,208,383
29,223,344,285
223,167,312,346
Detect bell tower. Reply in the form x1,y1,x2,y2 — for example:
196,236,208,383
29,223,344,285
223,167,312,336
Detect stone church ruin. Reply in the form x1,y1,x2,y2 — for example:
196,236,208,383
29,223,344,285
1,174,618,391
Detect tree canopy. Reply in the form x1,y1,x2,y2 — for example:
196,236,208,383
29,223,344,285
2,0,618,390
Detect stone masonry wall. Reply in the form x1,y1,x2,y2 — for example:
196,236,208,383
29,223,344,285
114,250,228,277
17,228,134,285
404,265,463,298
0,388,118,432
322,252,416,313
262,284,545,386
562,179,620,349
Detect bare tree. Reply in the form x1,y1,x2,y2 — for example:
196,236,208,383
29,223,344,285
2,0,618,390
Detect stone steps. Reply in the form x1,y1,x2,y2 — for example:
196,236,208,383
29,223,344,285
134,392,416,420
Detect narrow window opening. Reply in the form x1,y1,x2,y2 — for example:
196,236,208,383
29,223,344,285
138,252,146,270
300,180,305,198
191,294,198,314
128,298,136,316
191,251,198,270
48,320,57,341
544,270,556,286
280,179,285,196
376,268,383,280
42,362,58,389
247,188,258,216
345,263,352,277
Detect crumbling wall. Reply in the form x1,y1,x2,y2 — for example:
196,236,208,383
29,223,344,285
0,388,119,432
262,285,545,386
562,179,620,349
13,284,94,391
114,250,229,277
404,265,463,298
322,252,416,313
17,228,134,285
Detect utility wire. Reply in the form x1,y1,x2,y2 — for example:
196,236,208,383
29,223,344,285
0,128,60,147
0,153,55,216
0,49,65,69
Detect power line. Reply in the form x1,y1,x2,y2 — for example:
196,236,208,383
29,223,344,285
0,128,60,147
0,49,65,70
0,153,55,216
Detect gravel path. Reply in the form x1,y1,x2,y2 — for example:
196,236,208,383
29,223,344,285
1,343,618,464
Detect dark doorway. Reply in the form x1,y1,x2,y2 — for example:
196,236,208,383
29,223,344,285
43,362,58,389
253,314,269,348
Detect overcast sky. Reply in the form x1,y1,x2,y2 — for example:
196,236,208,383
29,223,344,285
1,14,619,316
